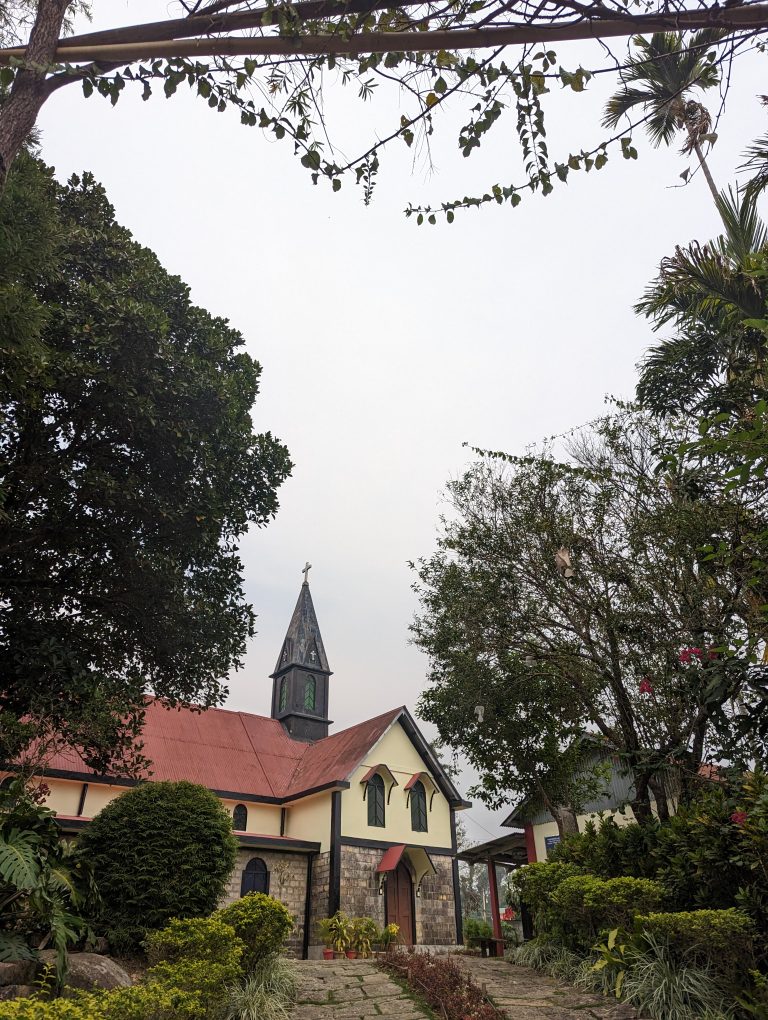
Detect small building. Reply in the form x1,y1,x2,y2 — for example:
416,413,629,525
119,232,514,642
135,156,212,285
13,576,469,957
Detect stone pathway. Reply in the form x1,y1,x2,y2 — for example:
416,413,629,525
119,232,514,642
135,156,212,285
456,957,638,1020
294,959,431,1020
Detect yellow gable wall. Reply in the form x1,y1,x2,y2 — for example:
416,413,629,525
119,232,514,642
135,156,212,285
342,721,453,848
284,792,332,852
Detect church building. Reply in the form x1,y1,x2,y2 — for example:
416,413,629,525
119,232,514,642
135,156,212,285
18,576,469,958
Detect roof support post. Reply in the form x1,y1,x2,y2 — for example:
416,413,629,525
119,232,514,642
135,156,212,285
486,856,503,946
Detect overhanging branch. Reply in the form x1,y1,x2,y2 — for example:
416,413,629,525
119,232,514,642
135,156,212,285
1,4,766,64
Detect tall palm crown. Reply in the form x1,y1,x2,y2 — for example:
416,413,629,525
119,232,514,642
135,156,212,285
604,31,722,203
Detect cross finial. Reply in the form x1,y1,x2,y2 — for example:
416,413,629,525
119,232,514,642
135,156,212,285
302,561,312,584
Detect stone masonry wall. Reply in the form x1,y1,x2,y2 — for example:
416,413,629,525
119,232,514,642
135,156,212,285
339,846,386,930
306,851,331,950
414,853,457,946
221,849,309,958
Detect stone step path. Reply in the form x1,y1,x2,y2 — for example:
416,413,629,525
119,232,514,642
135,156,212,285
293,959,432,1020
455,957,638,1020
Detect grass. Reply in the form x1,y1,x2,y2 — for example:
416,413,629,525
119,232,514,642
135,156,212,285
620,935,735,1020
223,955,300,1020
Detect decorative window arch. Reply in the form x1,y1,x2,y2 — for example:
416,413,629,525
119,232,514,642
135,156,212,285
410,780,428,833
279,677,287,711
240,857,270,897
367,773,385,827
304,676,316,712
232,804,248,831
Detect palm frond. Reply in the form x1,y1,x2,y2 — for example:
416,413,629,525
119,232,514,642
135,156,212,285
741,131,768,203
714,187,768,265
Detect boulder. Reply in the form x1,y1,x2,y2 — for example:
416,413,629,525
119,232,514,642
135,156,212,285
37,952,132,991
0,961,36,986
0,985,37,1000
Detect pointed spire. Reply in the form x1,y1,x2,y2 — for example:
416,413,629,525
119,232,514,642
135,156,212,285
272,578,331,676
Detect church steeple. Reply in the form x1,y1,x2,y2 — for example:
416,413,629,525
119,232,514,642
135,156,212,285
270,565,333,742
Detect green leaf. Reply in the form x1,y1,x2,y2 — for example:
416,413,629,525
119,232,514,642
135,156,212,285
0,831,40,891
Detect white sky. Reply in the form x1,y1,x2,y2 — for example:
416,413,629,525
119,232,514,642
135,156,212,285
36,4,766,842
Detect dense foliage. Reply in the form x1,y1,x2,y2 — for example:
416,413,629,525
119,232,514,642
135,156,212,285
0,779,98,973
550,772,768,937
0,153,291,776
79,782,238,950
413,410,767,828
0,911,297,1020
216,893,294,971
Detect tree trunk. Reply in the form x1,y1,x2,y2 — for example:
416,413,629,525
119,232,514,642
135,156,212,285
0,0,69,191
630,770,654,825
647,774,670,823
550,804,579,838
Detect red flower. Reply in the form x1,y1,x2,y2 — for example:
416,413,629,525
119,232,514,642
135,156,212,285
679,647,703,665
730,810,748,827
707,648,719,660
639,678,654,695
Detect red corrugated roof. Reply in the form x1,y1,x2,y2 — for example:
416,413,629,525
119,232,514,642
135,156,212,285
43,699,404,803
377,844,406,872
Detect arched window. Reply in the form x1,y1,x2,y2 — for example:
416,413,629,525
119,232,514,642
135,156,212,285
279,678,287,711
232,804,247,831
304,676,316,712
240,857,270,897
410,780,428,832
367,773,385,827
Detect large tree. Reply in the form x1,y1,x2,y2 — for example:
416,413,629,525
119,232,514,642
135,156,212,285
0,2,763,212
0,153,291,775
413,410,767,826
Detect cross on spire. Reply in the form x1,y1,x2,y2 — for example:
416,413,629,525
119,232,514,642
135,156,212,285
302,561,312,584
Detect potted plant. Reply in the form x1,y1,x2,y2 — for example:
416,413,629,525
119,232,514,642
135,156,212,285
377,922,399,956
325,911,351,958
317,918,335,960
351,917,377,959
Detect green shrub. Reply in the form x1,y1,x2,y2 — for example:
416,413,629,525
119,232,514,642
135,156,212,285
463,918,493,946
551,875,664,951
216,893,294,972
0,985,205,1020
552,813,660,880
98,984,205,1020
148,958,241,1016
511,861,583,939
636,908,756,980
145,916,244,968
80,781,238,950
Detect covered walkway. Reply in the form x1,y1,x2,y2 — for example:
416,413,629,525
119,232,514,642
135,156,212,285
457,831,529,953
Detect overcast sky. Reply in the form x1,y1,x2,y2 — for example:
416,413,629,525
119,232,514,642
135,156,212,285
36,4,765,842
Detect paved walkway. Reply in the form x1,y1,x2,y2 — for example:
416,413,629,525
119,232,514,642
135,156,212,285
294,959,431,1020
456,957,638,1020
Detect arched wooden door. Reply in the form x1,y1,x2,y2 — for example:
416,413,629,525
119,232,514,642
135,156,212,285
385,861,414,945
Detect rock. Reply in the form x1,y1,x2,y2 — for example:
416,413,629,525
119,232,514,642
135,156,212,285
37,952,132,991
0,961,36,986
0,984,37,1000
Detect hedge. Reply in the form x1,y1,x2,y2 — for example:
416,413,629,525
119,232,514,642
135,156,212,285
80,781,238,950
550,875,664,951
636,908,757,979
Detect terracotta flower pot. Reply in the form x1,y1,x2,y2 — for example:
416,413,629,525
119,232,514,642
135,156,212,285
322,948,334,960
345,950,358,959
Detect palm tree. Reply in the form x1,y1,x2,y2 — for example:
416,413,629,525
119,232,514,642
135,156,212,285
636,188,768,414
603,31,723,207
